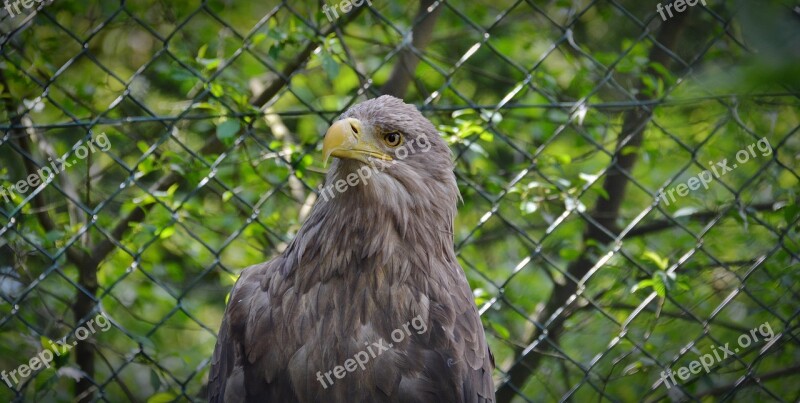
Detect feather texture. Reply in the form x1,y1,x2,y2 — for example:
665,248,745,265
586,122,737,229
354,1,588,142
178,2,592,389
209,96,494,402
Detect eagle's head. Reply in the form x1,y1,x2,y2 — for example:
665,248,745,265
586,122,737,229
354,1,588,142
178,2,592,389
319,95,459,227
283,96,460,273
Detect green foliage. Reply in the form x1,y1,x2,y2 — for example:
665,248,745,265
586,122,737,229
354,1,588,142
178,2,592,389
0,0,798,402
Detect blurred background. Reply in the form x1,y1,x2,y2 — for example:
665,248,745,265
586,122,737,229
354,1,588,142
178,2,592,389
1,0,798,401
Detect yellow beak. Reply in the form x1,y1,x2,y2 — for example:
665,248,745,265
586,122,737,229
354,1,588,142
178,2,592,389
322,118,392,165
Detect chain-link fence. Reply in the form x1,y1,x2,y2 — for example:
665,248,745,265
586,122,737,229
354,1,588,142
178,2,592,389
1,0,798,401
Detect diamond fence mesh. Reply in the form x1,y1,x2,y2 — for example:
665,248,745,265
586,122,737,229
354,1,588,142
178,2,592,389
1,0,799,402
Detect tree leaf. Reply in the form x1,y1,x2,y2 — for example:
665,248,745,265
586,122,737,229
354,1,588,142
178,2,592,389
216,119,241,142
321,50,339,80
642,250,669,270
147,392,178,403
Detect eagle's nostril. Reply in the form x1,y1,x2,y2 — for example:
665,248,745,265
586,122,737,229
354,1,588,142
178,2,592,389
350,123,359,135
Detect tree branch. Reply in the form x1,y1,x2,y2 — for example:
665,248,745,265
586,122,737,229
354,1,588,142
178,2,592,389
625,201,782,237
0,69,102,402
602,303,752,333
249,6,367,107
495,13,690,402
692,364,800,398
472,200,784,246
91,7,367,266
380,0,443,98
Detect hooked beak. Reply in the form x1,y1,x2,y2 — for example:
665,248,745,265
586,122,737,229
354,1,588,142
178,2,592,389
322,118,393,166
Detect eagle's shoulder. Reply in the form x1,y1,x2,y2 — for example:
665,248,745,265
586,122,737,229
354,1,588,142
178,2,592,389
208,259,285,402
415,259,495,402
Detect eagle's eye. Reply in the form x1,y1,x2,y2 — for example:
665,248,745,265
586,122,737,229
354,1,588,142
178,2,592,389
383,132,402,147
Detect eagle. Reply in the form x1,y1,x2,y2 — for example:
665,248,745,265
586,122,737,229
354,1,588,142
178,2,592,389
209,95,495,402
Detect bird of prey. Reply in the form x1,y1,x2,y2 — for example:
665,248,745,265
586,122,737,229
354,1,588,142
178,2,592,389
209,95,494,402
